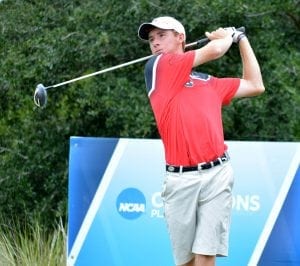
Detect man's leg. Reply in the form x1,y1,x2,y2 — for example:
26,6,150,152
194,254,215,266
181,255,215,266
180,256,194,266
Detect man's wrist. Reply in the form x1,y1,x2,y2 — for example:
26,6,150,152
237,33,247,44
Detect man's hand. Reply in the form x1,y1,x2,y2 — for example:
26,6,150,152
224,27,247,43
194,28,234,67
205,27,233,41
230,28,246,43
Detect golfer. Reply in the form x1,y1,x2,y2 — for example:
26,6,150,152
138,16,264,266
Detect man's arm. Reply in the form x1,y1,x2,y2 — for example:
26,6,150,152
193,28,233,67
234,37,265,97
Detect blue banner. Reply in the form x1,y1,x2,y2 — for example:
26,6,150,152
67,138,299,266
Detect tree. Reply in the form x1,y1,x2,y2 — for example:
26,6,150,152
0,0,299,227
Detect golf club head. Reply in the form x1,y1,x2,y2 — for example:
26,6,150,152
34,84,47,108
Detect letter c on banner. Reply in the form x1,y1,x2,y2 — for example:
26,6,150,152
152,192,163,208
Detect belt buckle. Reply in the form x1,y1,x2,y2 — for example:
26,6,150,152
167,165,175,172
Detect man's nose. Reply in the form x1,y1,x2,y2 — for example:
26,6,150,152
153,41,160,48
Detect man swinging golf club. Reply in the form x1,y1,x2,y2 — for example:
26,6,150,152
138,16,264,266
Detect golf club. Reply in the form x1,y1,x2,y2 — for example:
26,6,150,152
33,26,245,108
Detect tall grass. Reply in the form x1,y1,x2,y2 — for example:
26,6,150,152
0,218,66,266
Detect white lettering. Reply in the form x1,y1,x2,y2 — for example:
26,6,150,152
150,209,164,218
118,203,145,213
249,195,260,211
151,192,163,208
232,194,261,212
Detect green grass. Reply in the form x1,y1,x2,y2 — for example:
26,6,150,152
0,218,66,266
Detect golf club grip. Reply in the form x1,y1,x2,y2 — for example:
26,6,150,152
197,26,245,46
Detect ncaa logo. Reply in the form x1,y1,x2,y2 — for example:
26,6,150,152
116,188,146,220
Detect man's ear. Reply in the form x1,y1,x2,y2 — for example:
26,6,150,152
178,33,185,49
178,33,185,42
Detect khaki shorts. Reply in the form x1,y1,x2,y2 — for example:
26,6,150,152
161,162,234,266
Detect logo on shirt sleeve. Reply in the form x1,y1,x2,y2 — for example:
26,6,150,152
184,71,211,87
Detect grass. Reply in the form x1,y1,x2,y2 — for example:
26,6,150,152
0,218,66,266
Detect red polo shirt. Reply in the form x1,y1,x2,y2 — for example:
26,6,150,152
144,50,240,166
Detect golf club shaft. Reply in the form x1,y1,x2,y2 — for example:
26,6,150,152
46,54,153,89
46,27,245,89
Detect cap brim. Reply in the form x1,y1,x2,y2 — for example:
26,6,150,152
138,23,156,40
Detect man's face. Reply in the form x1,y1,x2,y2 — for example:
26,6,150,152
148,28,184,55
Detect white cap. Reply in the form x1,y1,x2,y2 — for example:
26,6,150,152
138,16,186,41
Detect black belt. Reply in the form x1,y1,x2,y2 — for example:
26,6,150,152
166,152,229,173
